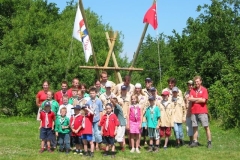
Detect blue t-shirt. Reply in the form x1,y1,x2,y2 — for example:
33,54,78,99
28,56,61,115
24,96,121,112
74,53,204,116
86,98,103,122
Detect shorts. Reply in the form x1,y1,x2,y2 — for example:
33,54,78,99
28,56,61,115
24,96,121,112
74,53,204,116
40,128,53,140
159,127,171,137
72,136,83,145
115,126,126,142
142,122,147,127
148,128,160,140
191,114,209,127
82,134,93,142
102,136,115,145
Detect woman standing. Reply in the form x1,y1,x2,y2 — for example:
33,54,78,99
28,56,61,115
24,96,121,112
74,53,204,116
36,80,50,121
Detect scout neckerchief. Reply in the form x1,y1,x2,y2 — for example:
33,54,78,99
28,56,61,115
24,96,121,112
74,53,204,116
60,116,66,128
82,113,87,129
105,112,113,130
104,92,113,101
149,105,156,119
43,110,50,128
91,99,97,115
71,113,81,127
77,97,84,105
133,104,138,121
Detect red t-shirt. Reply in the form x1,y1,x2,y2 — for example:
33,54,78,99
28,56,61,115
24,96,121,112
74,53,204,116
99,113,119,137
54,90,71,105
190,86,208,114
36,90,47,106
40,111,56,128
70,114,83,136
82,113,94,135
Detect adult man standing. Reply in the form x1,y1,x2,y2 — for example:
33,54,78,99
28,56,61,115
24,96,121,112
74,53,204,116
114,75,135,96
68,78,80,97
100,71,116,91
188,76,212,148
54,81,71,105
142,78,153,96
162,77,183,100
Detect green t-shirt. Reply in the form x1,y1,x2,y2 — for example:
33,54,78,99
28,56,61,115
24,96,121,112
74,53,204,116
68,97,78,105
113,104,126,126
55,116,70,134
41,100,59,116
145,105,161,128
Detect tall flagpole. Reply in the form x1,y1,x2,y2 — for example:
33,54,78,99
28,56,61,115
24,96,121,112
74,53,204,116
129,0,156,76
78,0,99,67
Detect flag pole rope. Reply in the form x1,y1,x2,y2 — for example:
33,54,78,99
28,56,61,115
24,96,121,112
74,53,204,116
156,0,162,90
65,37,74,79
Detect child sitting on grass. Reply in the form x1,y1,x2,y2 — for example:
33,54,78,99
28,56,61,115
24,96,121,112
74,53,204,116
100,103,119,157
39,101,56,153
55,107,70,154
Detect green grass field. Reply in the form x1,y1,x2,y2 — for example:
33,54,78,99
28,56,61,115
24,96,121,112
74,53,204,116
0,117,240,160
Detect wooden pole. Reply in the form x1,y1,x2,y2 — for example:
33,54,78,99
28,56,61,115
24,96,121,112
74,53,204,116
106,32,123,83
129,23,149,76
104,32,117,67
79,66,143,71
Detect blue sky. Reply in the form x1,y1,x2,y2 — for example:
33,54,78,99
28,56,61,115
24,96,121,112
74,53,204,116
48,0,211,60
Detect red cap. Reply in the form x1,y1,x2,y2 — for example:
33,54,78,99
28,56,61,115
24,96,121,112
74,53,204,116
161,91,170,96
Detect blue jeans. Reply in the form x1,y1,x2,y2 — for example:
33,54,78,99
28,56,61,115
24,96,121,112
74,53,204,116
58,133,70,150
92,121,102,143
174,123,183,139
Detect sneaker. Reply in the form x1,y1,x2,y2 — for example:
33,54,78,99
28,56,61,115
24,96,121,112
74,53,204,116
39,148,45,153
130,148,135,153
79,151,83,155
83,151,89,156
121,147,125,152
207,141,212,149
103,151,109,156
153,147,159,152
47,148,53,153
136,148,140,153
111,152,116,158
163,146,167,150
175,143,180,148
188,141,193,146
190,141,199,148
180,140,185,146
147,146,153,152
89,152,94,157
74,151,79,155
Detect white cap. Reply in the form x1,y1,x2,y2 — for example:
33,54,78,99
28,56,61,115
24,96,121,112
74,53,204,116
135,83,142,88
105,81,112,88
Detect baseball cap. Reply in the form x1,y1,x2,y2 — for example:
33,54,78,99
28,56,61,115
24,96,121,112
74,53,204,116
145,78,152,82
121,85,127,90
106,103,113,108
72,105,81,110
44,101,51,107
105,81,112,88
172,87,179,92
148,96,155,101
135,83,142,88
81,104,90,109
150,87,156,92
161,91,170,96
187,80,193,85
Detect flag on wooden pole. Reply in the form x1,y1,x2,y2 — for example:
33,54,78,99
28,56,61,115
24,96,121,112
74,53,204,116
143,2,158,30
73,4,92,62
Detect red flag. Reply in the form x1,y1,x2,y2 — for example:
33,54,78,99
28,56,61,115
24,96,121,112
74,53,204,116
143,3,158,30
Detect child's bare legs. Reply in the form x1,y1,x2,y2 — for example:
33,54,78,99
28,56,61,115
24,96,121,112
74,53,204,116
135,134,140,149
83,139,88,152
164,137,169,148
90,141,94,153
130,134,135,149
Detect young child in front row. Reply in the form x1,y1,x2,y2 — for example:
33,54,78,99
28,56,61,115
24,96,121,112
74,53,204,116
70,105,83,155
127,95,142,153
55,107,71,154
81,104,95,157
145,96,161,152
39,101,56,153
100,103,119,157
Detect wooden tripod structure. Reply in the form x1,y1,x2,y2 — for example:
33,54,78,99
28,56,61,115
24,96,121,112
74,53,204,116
78,0,153,83
79,30,143,83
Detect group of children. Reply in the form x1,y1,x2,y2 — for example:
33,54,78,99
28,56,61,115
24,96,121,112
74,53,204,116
38,81,187,157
